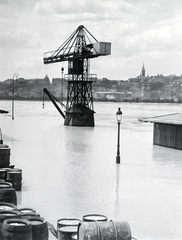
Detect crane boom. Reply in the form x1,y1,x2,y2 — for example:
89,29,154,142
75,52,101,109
43,25,111,64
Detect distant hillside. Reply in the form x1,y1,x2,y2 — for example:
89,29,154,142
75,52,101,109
0,74,182,103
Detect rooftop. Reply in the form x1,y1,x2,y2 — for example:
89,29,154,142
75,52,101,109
139,113,182,125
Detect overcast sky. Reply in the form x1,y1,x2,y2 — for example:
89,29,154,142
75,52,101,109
1,0,182,81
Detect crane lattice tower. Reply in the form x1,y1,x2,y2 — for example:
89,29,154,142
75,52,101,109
43,25,111,126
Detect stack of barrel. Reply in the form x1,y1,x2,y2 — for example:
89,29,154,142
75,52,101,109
0,143,22,191
57,214,132,240
0,203,49,240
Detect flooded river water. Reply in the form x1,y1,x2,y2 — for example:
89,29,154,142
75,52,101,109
0,100,182,240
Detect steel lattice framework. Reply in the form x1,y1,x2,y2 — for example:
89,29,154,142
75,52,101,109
43,25,111,126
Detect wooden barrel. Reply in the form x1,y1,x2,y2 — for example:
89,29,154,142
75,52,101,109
6,169,22,191
82,214,108,222
0,148,10,167
78,220,132,240
0,202,16,211
0,188,17,205
0,210,21,239
1,218,32,240
57,218,81,240
25,216,48,240
58,226,78,240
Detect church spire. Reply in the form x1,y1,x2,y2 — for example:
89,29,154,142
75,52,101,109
142,63,145,77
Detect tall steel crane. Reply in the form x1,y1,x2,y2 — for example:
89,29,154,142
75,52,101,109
43,25,111,126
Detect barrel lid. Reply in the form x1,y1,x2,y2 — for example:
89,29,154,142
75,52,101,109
2,168,12,171
57,218,81,226
18,208,36,213
21,212,40,217
0,202,16,210
23,216,45,225
7,168,22,172
58,226,78,233
2,218,31,229
10,222,26,226
82,214,108,221
29,219,43,225
21,210,34,213
0,182,13,188
1,212,17,216
0,144,9,148
0,210,20,217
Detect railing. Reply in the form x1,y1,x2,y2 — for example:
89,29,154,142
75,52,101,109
64,74,97,82
43,51,56,59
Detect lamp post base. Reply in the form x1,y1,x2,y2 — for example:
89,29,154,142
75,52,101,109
116,156,120,164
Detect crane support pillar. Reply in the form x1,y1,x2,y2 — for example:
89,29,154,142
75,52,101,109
64,108,95,126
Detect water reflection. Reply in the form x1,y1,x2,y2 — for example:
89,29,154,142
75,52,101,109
16,191,22,205
115,164,120,201
153,145,182,167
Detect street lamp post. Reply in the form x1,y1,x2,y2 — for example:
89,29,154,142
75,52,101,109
12,73,18,120
116,107,122,164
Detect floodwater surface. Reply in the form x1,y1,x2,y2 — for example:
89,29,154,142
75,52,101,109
0,100,182,240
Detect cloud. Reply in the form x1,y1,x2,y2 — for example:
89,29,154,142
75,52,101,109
34,0,134,21
1,0,182,80
14,57,43,74
0,29,41,50
0,0,9,4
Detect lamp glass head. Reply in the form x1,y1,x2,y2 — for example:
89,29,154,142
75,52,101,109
116,107,122,122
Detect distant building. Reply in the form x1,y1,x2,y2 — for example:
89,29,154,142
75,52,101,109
141,63,145,79
3,79,13,84
27,74,50,85
140,63,151,99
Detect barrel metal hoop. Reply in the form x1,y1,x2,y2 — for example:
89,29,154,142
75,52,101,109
110,220,118,240
94,220,100,240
